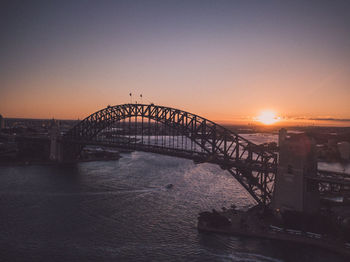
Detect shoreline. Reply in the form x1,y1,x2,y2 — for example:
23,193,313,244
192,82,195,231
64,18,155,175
198,209,350,258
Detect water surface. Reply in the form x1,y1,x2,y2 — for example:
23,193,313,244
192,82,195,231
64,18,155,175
0,151,347,261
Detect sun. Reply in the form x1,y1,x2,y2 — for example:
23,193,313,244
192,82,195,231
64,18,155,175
256,110,280,125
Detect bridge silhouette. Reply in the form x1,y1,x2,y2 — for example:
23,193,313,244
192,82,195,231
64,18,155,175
63,103,277,205
56,103,350,207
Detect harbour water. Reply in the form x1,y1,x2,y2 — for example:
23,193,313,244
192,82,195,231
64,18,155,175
0,150,349,261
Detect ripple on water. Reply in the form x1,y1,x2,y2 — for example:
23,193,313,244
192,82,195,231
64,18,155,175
0,152,348,262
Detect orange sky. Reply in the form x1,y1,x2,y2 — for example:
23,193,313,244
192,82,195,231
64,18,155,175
1,1,350,126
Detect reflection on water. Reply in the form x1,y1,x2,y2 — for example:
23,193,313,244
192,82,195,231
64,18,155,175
240,133,278,145
0,151,347,261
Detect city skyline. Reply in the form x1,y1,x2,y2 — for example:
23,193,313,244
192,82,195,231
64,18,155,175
1,0,350,126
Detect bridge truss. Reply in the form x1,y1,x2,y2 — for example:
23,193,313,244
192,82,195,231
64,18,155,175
65,104,278,205
310,170,350,199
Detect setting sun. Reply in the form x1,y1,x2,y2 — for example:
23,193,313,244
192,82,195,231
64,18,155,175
256,110,280,125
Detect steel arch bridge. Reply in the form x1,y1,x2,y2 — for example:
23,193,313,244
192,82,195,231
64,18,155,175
64,103,277,205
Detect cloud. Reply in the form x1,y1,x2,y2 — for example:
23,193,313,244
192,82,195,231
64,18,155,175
308,118,350,122
285,116,350,122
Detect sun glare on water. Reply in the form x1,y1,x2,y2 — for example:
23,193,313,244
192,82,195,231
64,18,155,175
256,110,280,125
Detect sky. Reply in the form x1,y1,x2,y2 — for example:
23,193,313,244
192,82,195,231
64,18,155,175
1,0,350,125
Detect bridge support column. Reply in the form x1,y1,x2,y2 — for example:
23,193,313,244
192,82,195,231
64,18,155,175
49,120,63,162
50,119,81,162
272,129,319,214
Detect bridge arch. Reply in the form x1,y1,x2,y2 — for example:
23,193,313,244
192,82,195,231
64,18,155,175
64,104,277,205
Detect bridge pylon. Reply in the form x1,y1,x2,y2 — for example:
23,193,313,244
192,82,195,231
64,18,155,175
49,119,62,162
272,129,320,213
50,120,80,163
